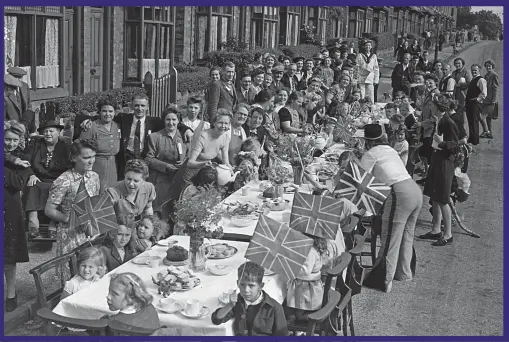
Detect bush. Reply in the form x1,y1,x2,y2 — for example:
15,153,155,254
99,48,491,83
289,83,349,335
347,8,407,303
177,66,210,95
46,87,147,115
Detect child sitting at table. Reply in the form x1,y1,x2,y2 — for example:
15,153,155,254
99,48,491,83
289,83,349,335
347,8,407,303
61,247,106,300
134,215,169,254
211,261,288,336
105,272,160,333
284,233,340,323
233,138,263,191
391,125,409,166
101,216,137,272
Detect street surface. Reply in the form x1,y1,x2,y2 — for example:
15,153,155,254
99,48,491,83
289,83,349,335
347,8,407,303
5,41,504,336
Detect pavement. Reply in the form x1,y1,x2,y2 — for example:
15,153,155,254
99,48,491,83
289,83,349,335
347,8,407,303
4,40,504,336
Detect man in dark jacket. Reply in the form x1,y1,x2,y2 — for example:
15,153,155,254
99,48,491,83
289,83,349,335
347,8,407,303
207,61,237,123
391,53,414,98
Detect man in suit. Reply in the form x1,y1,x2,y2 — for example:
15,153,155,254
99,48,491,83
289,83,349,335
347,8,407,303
4,74,36,146
74,94,193,178
7,66,31,113
281,63,299,93
391,53,414,98
207,61,237,123
237,73,256,105
271,64,285,90
417,51,433,73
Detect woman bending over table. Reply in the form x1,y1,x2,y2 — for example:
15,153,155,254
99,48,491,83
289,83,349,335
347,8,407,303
188,109,232,169
359,124,422,293
45,139,101,285
107,159,156,222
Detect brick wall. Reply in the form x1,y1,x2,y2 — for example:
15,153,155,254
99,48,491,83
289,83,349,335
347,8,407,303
111,7,124,88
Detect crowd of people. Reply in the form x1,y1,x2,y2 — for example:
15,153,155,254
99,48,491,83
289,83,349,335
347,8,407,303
3,34,499,336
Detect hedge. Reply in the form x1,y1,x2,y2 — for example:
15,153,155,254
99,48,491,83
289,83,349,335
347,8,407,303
177,66,210,95
45,87,147,115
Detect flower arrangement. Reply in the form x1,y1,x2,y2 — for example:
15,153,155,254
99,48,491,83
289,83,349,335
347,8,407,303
267,158,293,185
273,134,316,167
173,186,224,240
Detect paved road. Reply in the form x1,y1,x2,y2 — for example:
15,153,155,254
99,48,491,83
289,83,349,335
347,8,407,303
6,41,504,336
355,40,504,336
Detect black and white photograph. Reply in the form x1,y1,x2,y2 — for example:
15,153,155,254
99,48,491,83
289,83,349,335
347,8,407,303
3,5,504,337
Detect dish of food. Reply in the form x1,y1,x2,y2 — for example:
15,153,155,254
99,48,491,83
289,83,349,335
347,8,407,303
157,239,178,247
166,245,188,262
231,215,256,227
224,202,261,219
208,243,238,259
152,266,201,297
131,256,151,265
208,264,234,276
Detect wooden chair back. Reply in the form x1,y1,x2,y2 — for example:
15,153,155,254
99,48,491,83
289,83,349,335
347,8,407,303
306,289,345,336
36,307,108,336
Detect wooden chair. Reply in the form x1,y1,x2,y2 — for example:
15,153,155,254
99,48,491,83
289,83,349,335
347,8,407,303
305,290,345,336
107,320,157,336
287,253,352,336
29,252,91,335
73,234,108,257
36,307,108,336
347,228,369,296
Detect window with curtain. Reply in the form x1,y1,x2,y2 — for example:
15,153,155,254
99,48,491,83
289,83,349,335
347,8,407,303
125,6,174,80
318,7,328,44
251,6,279,48
196,7,233,59
356,10,365,38
365,9,373,34
4,13,61,89
279,7,300,46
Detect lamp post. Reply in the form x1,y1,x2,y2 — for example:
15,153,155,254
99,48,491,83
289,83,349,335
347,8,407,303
430,17,441,60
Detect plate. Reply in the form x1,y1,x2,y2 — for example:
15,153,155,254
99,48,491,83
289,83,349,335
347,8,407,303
132,256,150,265
163,258,188,267
208,244,238,259
180,306,210,319
157,239,178,247
231,215,256,227
156,299,183,314
208,264,234,276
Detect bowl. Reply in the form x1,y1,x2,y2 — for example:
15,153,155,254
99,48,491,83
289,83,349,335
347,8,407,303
208,264,234,276
231,215,254,227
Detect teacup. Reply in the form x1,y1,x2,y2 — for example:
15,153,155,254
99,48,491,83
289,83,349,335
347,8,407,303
185,299,201,316
160,298,180,312
149,256,161,268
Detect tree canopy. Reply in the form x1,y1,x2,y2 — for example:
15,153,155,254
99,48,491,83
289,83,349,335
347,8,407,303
456,7,502,39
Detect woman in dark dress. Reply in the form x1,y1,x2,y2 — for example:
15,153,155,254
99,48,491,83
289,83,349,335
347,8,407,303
23,120,72,238
420,95,460,246
4,120,32,312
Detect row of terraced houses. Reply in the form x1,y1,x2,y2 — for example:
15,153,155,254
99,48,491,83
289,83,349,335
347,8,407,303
4,6,457,106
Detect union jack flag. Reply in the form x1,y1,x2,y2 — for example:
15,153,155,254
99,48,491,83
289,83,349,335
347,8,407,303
335,161,391,216
333,115,355,144
70,182,118,237
289,192,342,240
245,215,314,281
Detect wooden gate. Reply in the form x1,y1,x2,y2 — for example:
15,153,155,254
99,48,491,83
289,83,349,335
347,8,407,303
143,68,178,118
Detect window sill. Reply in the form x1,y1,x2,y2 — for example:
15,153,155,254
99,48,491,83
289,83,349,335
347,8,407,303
30,87,69,102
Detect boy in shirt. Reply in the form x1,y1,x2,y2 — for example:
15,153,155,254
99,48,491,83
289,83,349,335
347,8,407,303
211,262,288,336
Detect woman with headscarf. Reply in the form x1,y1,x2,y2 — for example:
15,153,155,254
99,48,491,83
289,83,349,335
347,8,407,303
355,39,380,103
4,121,32,312
360,124,422,293
479,59,499,139
419,95,460,246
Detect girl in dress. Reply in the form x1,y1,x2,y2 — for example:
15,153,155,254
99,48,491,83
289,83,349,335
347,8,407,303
61,247,106,300
285,233,340,321
105,272,160,332
391,125,409,166
232,138,263,191
101,216,137,272
134,215,168,253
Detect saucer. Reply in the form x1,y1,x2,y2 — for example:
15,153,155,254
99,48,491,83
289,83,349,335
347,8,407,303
132,256,150,265
157,239,178,247
156,300,183,314
180,306,210,319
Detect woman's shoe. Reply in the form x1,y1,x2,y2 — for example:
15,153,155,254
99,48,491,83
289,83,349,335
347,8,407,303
418,232,442,240
486,132,494,139
432,236,453,246
5,294,17,313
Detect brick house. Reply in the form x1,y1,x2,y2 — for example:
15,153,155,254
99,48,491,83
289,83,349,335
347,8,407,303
4,6,456,105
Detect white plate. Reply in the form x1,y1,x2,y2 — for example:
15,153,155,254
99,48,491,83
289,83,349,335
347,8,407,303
132,256,150,265
157,239,178,247
180,306,210,319
208,264,234,276
156,300,183,314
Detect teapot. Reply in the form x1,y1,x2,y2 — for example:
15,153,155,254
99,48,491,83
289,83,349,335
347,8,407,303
216,164,240,186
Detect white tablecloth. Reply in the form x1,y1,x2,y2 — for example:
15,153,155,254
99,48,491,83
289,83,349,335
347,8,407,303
52,236,286,336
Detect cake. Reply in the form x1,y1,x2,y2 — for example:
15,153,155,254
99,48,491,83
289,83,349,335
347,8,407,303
166,246,188,262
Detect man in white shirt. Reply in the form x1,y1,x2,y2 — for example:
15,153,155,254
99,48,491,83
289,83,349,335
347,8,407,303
236,74,256,105
439,64,456,98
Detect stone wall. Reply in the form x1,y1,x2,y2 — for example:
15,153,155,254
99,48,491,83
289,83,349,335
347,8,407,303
111,6,124,88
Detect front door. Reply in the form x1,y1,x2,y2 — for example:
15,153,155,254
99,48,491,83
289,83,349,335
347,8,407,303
64,8,74,95
90,7,104,93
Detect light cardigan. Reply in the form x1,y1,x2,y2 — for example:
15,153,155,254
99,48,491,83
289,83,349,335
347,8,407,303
355,53,380,85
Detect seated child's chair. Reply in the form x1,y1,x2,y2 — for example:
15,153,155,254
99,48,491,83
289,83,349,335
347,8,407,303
305,289,344,336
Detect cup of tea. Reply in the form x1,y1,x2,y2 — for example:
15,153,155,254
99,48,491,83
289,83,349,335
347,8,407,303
185,299,201,316
149,256,161,268
241,187,249,196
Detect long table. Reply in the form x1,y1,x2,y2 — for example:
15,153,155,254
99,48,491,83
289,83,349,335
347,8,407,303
53,236,287,336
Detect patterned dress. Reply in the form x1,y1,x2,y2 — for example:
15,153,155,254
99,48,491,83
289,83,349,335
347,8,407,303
48,169,100,284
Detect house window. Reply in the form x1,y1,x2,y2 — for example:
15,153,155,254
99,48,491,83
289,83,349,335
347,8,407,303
125,6,175,80
332,18,343,38
279,6,300,46
365,8,373,34
251,6,279,48
196,6,234,59
356,10,365,38
373,10,386,34
392,11,398,33
318,7,328,44
4,7,64,90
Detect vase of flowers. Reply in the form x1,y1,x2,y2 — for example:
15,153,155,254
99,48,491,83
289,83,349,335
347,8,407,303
267,159,293,198
174,187,224,272
273,134,317,185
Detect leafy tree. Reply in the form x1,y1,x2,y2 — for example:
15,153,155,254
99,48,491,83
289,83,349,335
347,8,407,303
456,7,473,29
473,10,503,39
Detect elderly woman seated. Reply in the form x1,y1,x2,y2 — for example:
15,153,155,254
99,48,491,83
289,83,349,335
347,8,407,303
23,120,72,239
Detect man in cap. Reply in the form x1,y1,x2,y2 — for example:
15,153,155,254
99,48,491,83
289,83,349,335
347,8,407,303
271,64,285,90
4,74,36,143
7,66,31,113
